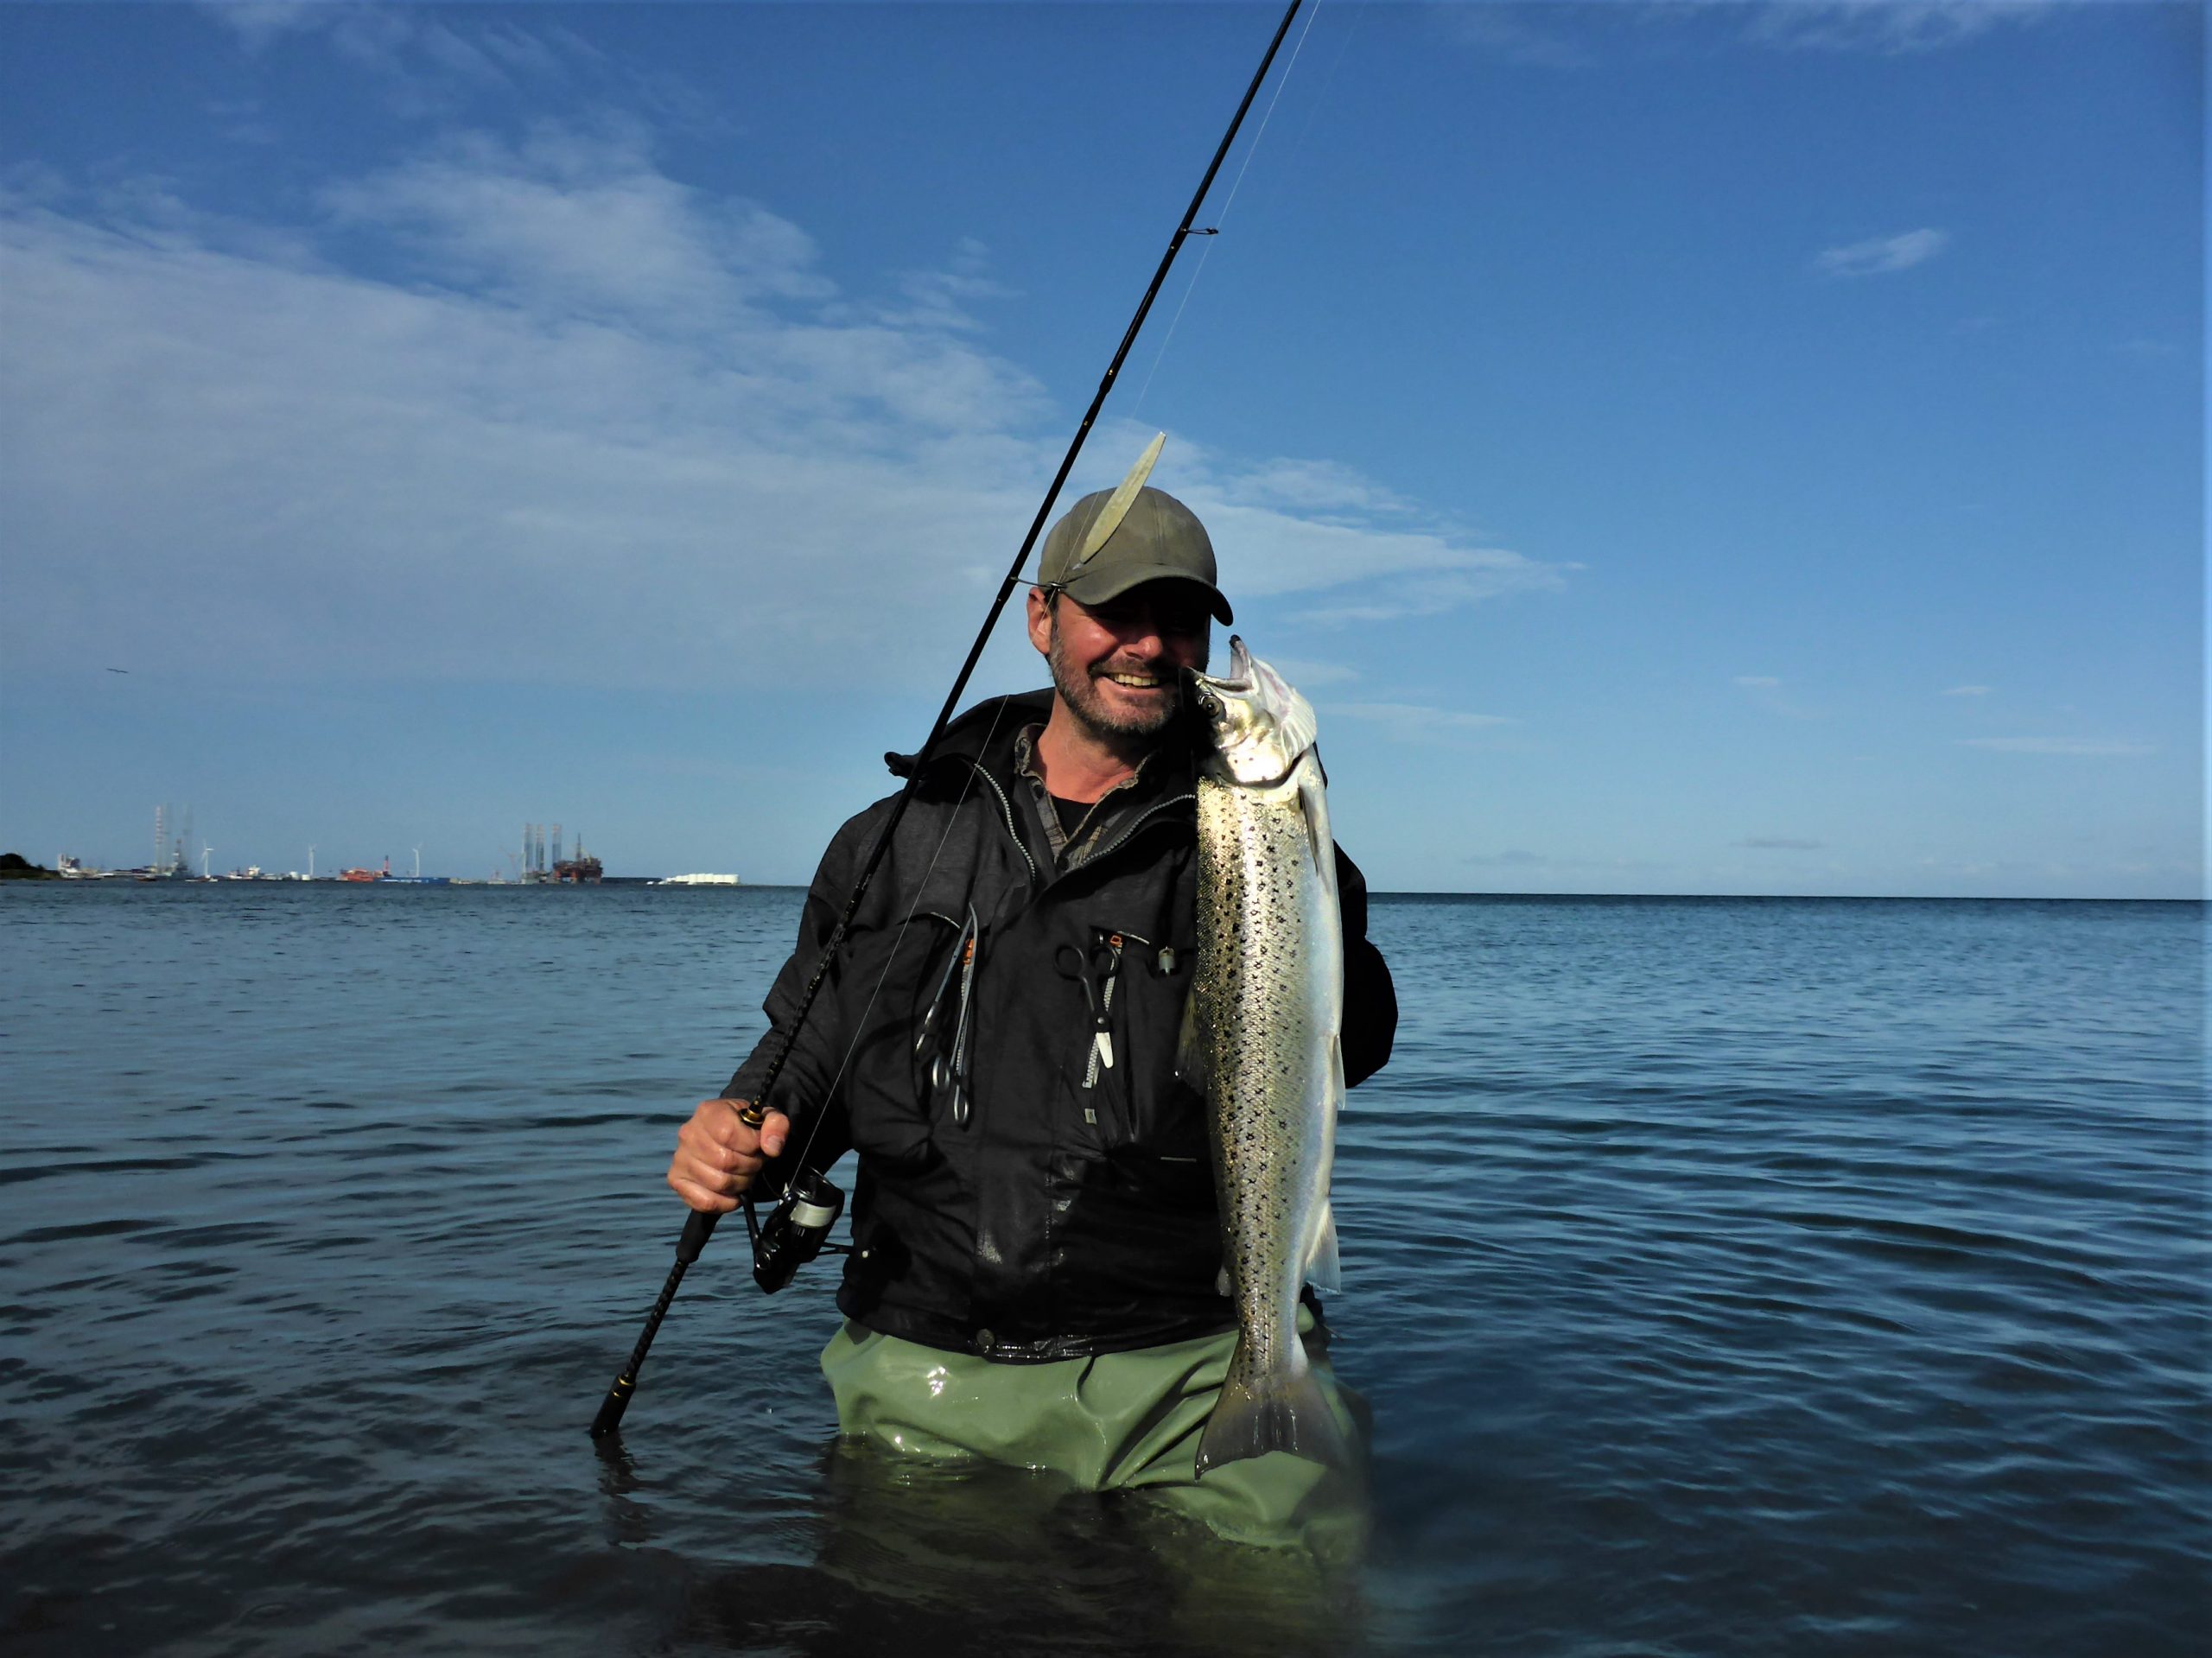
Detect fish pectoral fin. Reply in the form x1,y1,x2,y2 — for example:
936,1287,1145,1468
1304,1197,1342,1293
1173,987,1207,1089
1297,758,1336,889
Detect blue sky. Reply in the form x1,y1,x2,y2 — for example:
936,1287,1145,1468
2,2,2200,896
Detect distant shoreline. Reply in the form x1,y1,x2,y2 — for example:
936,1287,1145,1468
9,876,2196,904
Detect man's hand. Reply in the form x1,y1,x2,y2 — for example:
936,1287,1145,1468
667,1098,791,1214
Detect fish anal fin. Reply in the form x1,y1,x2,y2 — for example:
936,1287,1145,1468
1304,1198,1341,1293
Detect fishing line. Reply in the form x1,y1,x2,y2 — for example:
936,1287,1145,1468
804,0,1329,1178
1208,0,1320,231
589,0,1308,1440
1133,0,1323,413
781,693,1014,1175
1278,0,1363,176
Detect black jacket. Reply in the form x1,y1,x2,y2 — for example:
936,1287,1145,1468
728,690,1396,1361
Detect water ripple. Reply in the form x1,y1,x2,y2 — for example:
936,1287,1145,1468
0,884,2202,1656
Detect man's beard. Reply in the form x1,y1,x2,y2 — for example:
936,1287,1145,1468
1046,621,1192,742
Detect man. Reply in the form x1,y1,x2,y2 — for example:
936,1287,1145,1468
666,473,1395,1549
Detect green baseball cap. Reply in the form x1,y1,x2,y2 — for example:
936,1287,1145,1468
1037,486,1234,626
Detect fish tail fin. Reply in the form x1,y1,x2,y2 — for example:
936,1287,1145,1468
1194,1343,1354,1478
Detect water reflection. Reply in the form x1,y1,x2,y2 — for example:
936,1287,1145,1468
590,1432,655,1551
668,1438,1370,1657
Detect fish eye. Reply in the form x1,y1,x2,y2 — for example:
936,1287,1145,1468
1196,692,1222,719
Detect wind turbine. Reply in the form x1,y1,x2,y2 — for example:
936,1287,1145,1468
201,845,213,879
308,844,316,880
412,845,423,878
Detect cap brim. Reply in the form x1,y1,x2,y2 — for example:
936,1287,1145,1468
1060,564,1233,626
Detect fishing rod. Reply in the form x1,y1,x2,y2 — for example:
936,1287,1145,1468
589,0,1306,1441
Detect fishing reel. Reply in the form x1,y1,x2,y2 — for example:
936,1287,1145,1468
747,1169,847,1295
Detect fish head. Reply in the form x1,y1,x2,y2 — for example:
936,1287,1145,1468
1187,636,1319,786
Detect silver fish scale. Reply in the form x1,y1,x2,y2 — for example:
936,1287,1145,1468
1192,764,1339,1387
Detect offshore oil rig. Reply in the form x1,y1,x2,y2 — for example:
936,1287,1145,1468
521,823,603,884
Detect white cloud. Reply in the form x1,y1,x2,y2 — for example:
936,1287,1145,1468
197,7,673,128
1737,836,1823,850
1330,702,1517,745
0,171,1046,689
1286,553,1568,624
1959,737,2155,757
1745,2,2049,56
198,1,325,54
1438,6,1595,70
319,124,833,322
1815,227,1950,278
1266,657,1362,689
1733,675,1817,719
1440,3,2046,67
476,22,569,82
1943,683,1993,696
0,138,1560,694
1215,457,1421,518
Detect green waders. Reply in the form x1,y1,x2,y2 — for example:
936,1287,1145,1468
819,1308,1370,1557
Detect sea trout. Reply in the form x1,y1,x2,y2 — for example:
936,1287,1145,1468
1183,636,1352,1477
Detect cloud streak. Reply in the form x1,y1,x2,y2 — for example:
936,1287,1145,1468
1732,675,1817,719
1329,702,1517,746
1290,555,1568,624
1958,737,2154,757
1,133,1563,693
318,124,835,321
1815,227,1950,278
1439,5,1595,69
1745,3,2050,56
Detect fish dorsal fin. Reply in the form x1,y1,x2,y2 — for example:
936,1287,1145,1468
1253,654,1319,765
1073,432,1166,569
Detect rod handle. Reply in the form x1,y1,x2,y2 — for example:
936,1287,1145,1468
677,1204,719,1264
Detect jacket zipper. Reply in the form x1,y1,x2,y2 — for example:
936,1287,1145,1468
1085,792,1198,867
967,760,1038,882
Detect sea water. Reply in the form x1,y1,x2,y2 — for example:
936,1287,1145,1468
1,884,2202,1655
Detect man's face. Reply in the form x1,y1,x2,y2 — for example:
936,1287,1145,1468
1029,581,1213,742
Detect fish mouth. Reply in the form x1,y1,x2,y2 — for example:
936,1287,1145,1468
1189,634,1253,696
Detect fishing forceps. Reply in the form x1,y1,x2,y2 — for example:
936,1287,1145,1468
914,906,980,1126
1056,936,1122,1086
